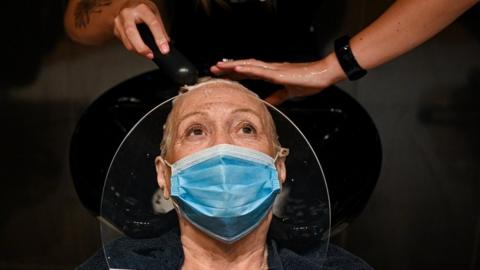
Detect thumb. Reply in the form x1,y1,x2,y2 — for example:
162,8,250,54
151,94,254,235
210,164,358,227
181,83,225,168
265,88,290,106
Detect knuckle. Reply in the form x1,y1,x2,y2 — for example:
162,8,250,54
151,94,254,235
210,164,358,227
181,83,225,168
120,8,132,16
155,35,167,44
137,46,150,54
137,3,149,10
149,19,160,27
124,26,136,36
137,3,155,13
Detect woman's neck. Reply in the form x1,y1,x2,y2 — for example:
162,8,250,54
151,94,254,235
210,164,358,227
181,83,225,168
179,214,271,270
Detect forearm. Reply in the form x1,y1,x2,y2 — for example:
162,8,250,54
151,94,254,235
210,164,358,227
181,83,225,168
65,0,164,45
349,0,479,70
64,0,122,44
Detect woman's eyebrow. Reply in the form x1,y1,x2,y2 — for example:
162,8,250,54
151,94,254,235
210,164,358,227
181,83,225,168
177,111,208,125
176,107,262,127
231,108,262,117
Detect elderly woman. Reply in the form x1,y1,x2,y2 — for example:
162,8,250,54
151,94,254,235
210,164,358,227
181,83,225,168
78,79,372,270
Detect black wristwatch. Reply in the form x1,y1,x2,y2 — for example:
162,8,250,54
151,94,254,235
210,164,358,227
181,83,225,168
334,35,367,81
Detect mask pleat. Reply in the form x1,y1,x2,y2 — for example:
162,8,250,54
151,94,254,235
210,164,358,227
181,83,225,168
169,144,281,243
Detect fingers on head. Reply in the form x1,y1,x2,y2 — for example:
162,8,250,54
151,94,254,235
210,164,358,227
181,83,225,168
235,65,281,83
216,58,267,69
243,58,266,66
210,65,222,74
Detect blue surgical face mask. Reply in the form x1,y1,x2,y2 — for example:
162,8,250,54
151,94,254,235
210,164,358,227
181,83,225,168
166,144,281,244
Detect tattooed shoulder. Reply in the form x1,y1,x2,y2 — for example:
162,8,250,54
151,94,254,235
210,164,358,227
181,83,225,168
74,0,113,28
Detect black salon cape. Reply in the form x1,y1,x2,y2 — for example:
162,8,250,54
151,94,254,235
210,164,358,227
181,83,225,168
77,228,373,270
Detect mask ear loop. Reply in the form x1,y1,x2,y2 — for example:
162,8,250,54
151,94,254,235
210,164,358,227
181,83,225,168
159,158,181,211
274,147,290,162
178,86,190,94
163,158,173,168
157,157,174,201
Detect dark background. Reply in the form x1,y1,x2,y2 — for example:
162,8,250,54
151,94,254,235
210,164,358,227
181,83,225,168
0,1,479,269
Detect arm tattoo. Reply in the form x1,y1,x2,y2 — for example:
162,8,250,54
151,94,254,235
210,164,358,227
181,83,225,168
74,0,113,28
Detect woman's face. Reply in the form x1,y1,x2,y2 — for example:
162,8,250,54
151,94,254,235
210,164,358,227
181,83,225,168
167,83,276,163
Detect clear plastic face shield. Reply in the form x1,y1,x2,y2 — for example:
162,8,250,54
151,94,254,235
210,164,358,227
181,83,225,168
100,81,331,269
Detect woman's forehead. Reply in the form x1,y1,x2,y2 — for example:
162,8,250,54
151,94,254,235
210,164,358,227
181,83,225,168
175,83,263,114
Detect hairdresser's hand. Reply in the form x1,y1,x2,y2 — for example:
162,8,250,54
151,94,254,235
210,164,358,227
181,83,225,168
113,0,169,59
210,54,347,105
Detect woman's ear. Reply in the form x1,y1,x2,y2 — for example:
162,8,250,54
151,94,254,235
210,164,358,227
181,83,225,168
275,157,287,185
155,156,171,199
275,147,289,184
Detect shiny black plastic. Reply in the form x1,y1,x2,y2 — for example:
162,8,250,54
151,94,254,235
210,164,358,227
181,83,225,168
137,23,198,85
334,35,367,81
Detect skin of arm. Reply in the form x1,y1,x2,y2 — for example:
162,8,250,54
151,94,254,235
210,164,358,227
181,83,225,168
351,0,479,70
212,0,479,105
64,0,169,57
65,0,123,44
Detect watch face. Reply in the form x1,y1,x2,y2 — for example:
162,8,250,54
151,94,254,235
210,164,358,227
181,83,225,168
334,35,368,81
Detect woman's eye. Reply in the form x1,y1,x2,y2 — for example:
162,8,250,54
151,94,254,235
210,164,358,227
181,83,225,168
240,123,256,135
186,125,205,137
